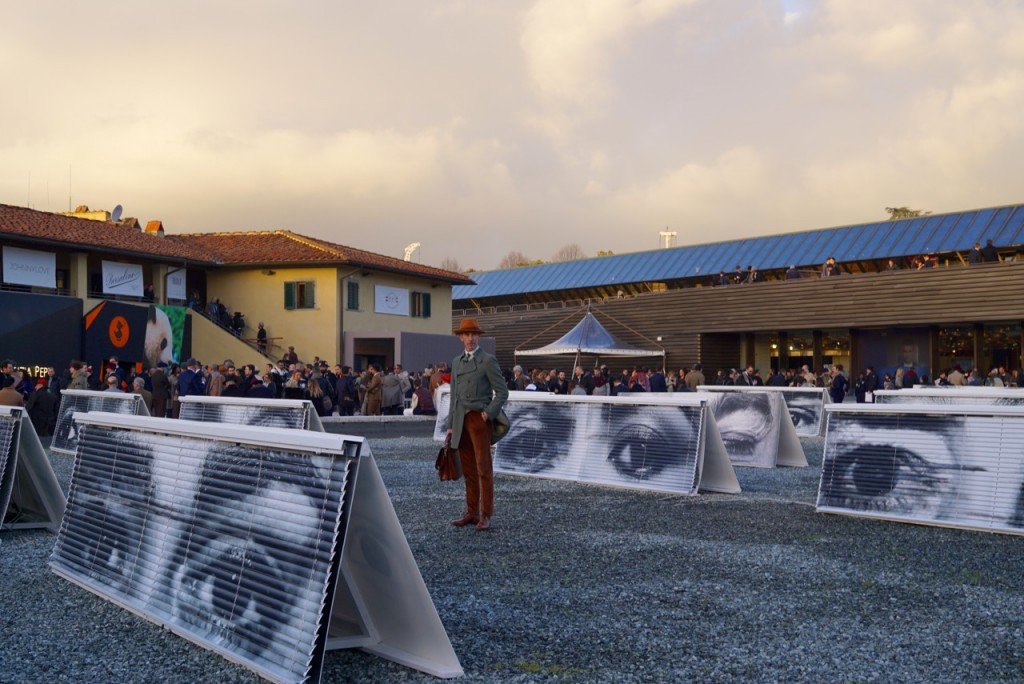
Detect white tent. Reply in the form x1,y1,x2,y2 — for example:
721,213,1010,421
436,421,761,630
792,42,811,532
515,311,664,368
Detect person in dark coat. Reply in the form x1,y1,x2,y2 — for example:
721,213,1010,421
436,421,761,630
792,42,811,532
246,377,274,399
26,380,57,436
981,239,999,262
829,367,849,403
336,367,357,416
648,369,667,392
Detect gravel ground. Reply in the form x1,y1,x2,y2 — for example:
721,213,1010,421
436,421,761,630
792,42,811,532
2,437,1023,683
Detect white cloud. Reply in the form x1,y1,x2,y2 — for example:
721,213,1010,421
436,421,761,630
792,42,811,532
521,0,697,105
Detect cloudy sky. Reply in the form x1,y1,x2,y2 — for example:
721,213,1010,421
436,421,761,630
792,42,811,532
2,1,1022,271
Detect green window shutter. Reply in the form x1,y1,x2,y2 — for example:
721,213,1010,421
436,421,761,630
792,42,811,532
347,281,359,310
423,292,431,318
284,282,295,310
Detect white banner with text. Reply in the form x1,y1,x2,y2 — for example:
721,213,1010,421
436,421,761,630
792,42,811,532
3,246,56,288
102,260,144,297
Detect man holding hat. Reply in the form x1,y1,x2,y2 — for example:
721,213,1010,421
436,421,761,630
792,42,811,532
445,318,509,532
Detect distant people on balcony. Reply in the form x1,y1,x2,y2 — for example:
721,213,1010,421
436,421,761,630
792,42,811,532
746,266,763,284
732,264,745,284
785,265,801,280
981,239,999,262
968,242,983,264
716,271,730,286
885,258,900,271
821,257,841,277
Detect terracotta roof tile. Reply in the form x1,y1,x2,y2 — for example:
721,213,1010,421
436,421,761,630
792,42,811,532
0,204,212,263
0,204,474,285
169,230,474,284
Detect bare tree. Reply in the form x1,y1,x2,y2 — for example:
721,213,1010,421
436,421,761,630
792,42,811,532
497,250,532,270
596,249,615,257
439,256,462,273
551,243,586,262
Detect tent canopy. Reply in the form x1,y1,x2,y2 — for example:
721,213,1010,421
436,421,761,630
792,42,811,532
515,312,663,357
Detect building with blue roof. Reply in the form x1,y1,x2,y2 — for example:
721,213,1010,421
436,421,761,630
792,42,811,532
454,202,1024,383
455,203,1024,305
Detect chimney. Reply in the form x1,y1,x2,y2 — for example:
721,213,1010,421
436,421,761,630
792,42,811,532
145,220,165,237
122,217,141,230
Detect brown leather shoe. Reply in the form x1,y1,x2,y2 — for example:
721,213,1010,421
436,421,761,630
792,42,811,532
475,516,491,532
451,513,478,527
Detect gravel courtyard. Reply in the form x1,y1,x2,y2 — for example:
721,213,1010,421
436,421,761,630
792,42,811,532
2,437,1023,683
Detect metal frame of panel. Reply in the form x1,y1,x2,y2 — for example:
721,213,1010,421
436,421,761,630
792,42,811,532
51,389,150,454
179,395,324,432
817,403,1024,536
0,406,66,531
50,413,462,682
492,392,740,494
697,385,830,438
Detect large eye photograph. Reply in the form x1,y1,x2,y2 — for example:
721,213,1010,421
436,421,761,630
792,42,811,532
161,444,345,669
819,416,973,519
785,393,822,433
709,393,779,467
495,402,574,474
596,404,700,488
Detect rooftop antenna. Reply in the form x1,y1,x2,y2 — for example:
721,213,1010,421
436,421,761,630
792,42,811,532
111,204,123,222
659,229,677,249
403,242,421,261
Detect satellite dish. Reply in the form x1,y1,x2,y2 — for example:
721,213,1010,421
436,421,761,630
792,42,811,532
111,204,123,222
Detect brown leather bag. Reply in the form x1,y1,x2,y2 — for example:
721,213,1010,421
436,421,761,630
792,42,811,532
435,436,463,481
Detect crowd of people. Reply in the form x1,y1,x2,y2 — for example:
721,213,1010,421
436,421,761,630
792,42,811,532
3,352,1022,439
505,361,1024,405
713,238,1008,287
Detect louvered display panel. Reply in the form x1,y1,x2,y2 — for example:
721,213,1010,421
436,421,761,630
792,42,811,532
180,397,310,430
875,388,1024,406
50,418,358,684
698,385,829,437
817,405,1024,536
494,394,705,494
51,390,145,454
0,414,18,523
433,389,451,441
702,392,785,467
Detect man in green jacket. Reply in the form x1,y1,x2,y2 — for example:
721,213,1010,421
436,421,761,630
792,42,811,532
445,318,509,532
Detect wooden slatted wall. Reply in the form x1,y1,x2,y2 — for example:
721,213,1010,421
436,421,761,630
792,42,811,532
456,262,1024,370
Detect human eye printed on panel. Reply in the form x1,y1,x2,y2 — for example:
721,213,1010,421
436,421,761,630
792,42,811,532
784,392,823,433
707,393,779,467
496,402,574,474
51,423,353,683
817,410,1024,534
492,396,729,495
600,405,699,483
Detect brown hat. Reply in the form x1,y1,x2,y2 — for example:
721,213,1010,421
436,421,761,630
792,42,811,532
453,318,485,335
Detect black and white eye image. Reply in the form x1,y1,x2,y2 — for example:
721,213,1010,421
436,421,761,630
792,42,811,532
595,404,700,485
784,392,824,434
495,402,574,475
818,411,1024,532
52,424,351,683
707,393,781,467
